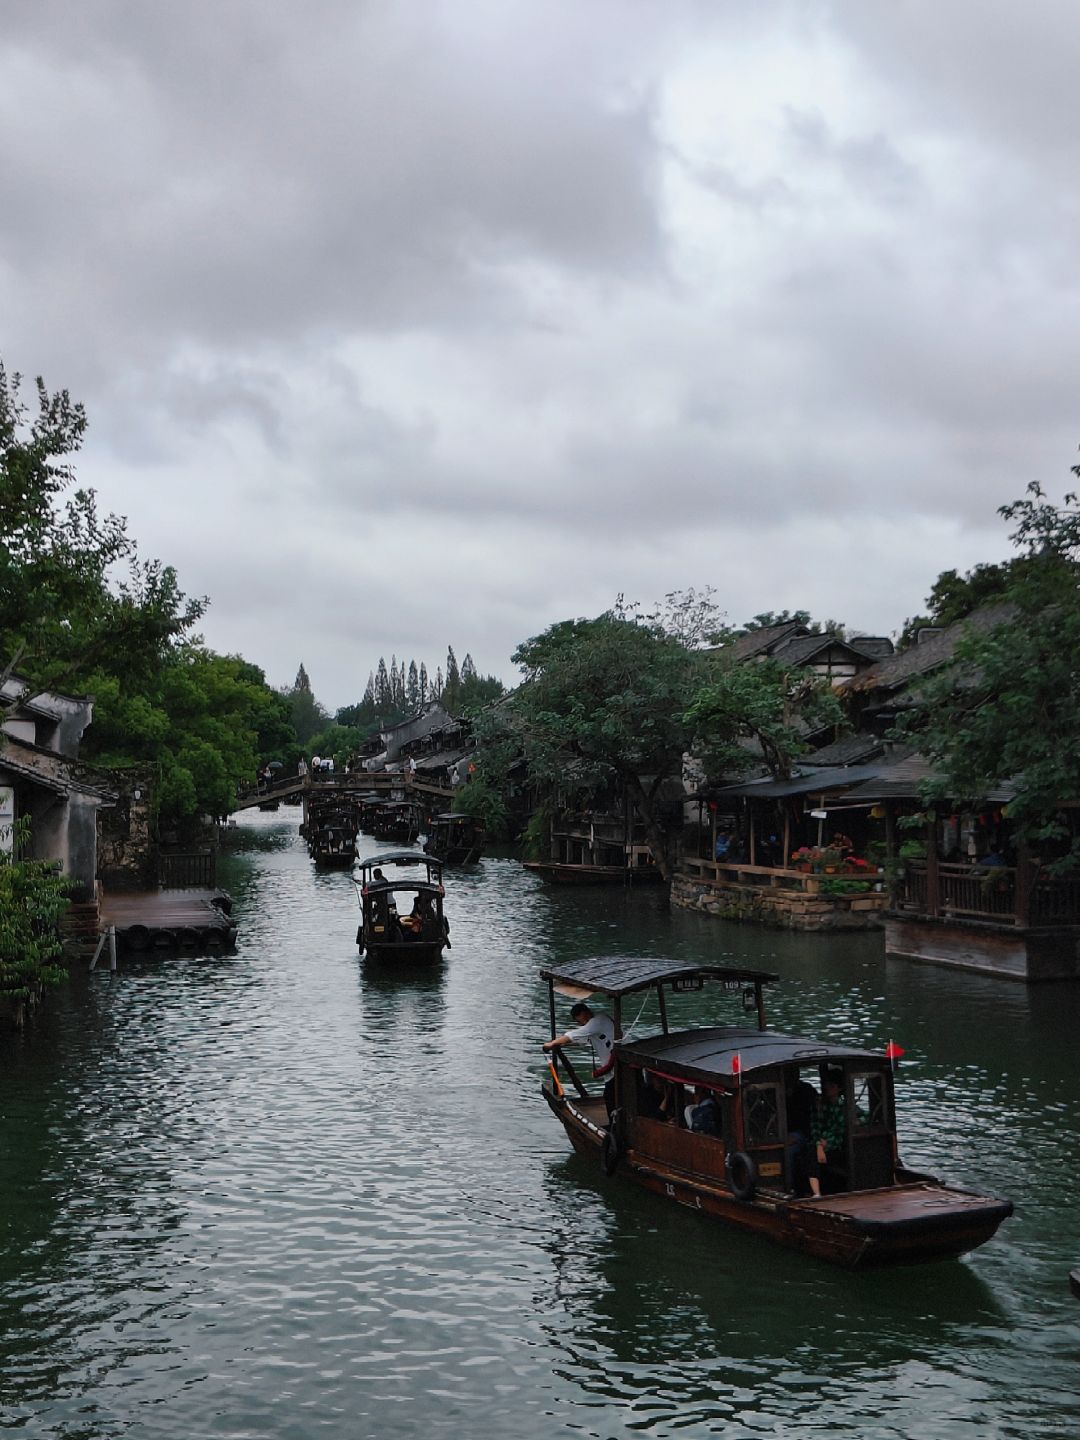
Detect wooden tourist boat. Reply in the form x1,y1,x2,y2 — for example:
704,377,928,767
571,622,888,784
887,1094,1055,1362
307,797,360,869
354,850,449,963
524,860,665,886
424,812,484,866
540,956,1012,1268
372,801,420,845
357,794,385,835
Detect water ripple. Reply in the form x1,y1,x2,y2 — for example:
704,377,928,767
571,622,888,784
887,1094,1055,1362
2,811,1079,1438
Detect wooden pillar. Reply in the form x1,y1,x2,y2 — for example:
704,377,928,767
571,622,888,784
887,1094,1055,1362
782,807,791,871
884,802,898,907
1014,836,1031,928
925,811,940,918
749,809,756,866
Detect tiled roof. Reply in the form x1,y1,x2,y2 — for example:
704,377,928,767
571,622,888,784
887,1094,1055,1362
841,603,1015,695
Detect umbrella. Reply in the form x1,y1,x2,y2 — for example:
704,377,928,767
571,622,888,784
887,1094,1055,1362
267,760,284,771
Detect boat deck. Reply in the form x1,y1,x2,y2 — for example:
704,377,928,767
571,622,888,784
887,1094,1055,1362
806,1180,1008,1226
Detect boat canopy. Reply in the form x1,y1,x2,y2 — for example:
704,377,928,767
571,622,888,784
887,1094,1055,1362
620,1025,888,1084
357,850,442,874
539,956,778,999
432,813,472,823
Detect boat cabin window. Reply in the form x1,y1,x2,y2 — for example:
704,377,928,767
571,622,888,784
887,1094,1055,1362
743,1083,781,1146
849,1071,890,1132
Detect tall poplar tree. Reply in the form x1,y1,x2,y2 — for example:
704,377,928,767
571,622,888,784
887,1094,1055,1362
444,646,461,712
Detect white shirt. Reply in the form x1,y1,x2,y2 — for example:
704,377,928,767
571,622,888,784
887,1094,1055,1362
565,1013,616,1074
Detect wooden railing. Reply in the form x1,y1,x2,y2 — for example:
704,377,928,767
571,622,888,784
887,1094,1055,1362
680,856,843,895
896,862,1080,927
159,850,217,890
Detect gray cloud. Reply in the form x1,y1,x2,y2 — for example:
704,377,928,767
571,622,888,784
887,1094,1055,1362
3,1,1078,710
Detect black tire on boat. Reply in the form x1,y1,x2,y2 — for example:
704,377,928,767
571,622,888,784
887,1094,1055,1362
204,928,226,950
124,924,151,953
211,893,233,916
600,1109,624,1177
726,1150,757,1202
356,925,365,955
152,928,176,950
176,927,202,950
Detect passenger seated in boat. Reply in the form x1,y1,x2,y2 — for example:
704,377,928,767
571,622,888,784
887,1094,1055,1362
813,1071,847,1189
686,1087,722,1136
637,1070,670,1121
401,896,433,940
785,1072,822,1198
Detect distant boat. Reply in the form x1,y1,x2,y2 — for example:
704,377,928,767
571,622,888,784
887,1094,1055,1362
354,851,449,964
424,813,485,866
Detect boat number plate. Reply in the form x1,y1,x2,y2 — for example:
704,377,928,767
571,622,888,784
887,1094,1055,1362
673,978,704,992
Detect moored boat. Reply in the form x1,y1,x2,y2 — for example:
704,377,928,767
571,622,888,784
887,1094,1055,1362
524,860,665,885
354,851,449,963
540,956,1012,1268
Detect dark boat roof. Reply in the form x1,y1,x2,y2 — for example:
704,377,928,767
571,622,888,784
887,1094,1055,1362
539,956,778,997
620,1026,887,1082
432,812,473,822
357,850,442,871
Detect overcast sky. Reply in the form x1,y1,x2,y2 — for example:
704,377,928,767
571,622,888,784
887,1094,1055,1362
4,1,1079,711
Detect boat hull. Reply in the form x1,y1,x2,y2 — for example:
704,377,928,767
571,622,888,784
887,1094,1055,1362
363,939,446,964
545,1087,1011,1268
524,862,665,886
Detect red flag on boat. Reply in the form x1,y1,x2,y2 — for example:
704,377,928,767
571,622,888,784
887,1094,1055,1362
885,1040,905,1060
731,1053,742,1082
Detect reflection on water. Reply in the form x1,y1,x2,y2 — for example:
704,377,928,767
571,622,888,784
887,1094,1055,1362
1,809,1079,1439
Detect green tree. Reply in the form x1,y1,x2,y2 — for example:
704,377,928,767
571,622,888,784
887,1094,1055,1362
509,610,708,878
0,820,71,1006
684,659,842,783
85,649,295,827
284,663,328,746
903,478,1080,866
0,364,205,691
444,646,461,712
457,670,505,715
898,561,1019,650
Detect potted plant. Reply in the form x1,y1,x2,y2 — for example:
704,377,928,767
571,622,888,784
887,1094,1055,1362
790,846,814,873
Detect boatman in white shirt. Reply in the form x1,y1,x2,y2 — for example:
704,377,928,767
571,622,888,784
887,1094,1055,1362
544,1001,617,1111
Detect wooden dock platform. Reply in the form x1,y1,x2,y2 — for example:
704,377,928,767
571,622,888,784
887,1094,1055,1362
99,889,237,954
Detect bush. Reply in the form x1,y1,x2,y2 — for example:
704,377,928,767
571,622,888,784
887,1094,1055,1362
0,821,71,1001
817,877,872,896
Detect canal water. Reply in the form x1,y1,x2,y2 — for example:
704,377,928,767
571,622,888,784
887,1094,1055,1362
2,809,1078,1439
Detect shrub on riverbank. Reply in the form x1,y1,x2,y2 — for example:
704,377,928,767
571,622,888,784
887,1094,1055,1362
0,820,70,1024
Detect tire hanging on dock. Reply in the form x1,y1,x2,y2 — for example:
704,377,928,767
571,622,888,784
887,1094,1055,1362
124,924,151,952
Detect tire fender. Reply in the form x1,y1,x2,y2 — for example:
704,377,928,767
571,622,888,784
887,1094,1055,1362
726,1150,757,1202
600,1108,624,1177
